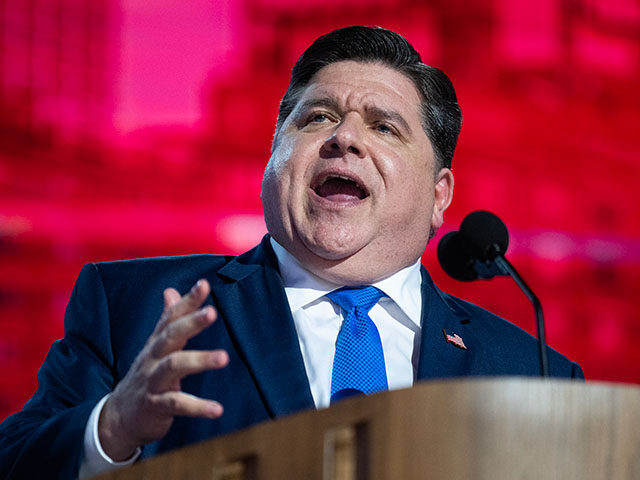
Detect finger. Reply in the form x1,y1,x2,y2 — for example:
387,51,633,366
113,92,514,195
154,288,183,333
164,288,181,310
148,391,224,419
151,349,229,388
158,279,211,330
152,306,217,357
172,279,211,321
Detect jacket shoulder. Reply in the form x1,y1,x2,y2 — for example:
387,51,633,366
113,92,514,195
92,253,233,277
436,288,583,379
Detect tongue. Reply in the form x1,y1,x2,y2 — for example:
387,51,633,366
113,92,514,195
316,178,365,201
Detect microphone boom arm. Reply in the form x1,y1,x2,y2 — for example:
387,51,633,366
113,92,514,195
494,255,550,377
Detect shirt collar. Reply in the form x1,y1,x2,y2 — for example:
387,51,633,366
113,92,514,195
270,238,422,327
270,238,339,311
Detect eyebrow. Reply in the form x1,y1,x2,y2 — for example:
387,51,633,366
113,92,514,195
296,97,413,136
296,97,341,115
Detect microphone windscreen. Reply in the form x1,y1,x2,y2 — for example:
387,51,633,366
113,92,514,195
459,210,509,260
437,231,478,282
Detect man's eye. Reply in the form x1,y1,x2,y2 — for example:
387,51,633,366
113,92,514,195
308,113,329,124
375,123,395,135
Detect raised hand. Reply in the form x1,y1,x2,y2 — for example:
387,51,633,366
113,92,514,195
98,279,229,460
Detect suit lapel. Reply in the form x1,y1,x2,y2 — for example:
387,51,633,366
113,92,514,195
417,267,476,380
211,237,315,418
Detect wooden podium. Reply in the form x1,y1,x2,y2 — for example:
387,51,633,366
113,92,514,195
95,378,640,480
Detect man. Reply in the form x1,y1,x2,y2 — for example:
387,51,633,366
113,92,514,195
0,26,583,479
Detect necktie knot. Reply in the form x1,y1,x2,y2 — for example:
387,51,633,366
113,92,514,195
326,285,385,314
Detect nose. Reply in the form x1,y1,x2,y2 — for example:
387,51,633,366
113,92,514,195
322,113,366,158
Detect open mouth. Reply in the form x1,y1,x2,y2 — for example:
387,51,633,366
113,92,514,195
312,174,369,201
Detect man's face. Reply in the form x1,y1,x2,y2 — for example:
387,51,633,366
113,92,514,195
262,60,453,284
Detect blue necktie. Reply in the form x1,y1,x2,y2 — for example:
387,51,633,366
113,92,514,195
327,286,388,402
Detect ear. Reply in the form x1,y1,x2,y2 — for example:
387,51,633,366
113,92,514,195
430,168,454,233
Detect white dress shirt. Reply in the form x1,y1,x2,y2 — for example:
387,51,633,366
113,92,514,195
270,238,423,408
79,239,423,476
78,394,141,478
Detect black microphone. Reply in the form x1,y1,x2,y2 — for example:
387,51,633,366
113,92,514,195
437,210,550,377
437,211,507,282
436,231,478,281
459,210,509,261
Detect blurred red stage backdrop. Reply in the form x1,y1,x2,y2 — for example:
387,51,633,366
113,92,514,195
1,0,639,421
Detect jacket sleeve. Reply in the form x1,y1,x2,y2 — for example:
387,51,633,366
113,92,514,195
0,263,118,480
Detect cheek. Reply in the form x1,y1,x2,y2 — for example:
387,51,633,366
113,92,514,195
401,179,431,214
383,158,434,214
267,134,300,181
268,138,294,175
379,151,424,190
262,156,293,216
264,143,312,211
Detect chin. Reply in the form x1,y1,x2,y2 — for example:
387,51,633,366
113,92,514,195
306,243,355,261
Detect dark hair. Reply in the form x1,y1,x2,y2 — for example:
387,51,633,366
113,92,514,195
275,25,462,171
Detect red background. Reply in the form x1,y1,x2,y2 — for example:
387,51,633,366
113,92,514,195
1,0,639,421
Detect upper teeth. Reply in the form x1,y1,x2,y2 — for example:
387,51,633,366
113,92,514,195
325,175,355,183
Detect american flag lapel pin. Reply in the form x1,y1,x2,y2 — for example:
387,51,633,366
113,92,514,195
443,329,467,350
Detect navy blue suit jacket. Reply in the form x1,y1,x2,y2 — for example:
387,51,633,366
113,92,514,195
0,236,583,478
